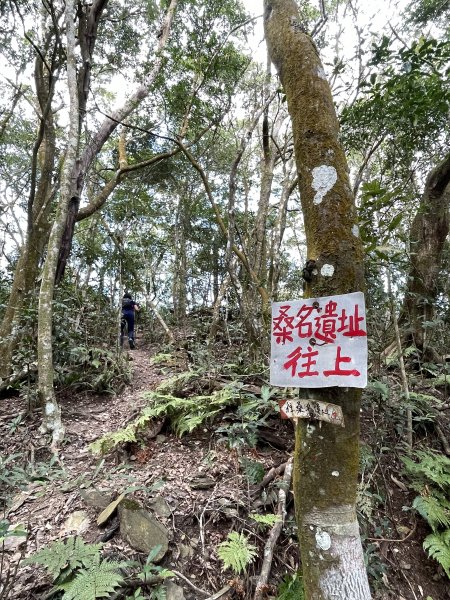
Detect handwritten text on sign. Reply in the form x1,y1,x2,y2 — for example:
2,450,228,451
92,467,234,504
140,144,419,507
279,399,345,427
270,292,367,388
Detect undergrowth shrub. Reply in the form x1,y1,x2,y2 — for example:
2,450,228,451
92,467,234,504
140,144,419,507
276,573,304,600
58,346,131,393
89,381,279,456
23,537,174,599
402,449,450,577
90,385,240,455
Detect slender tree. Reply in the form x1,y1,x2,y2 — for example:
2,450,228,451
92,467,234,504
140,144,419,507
38,0,80,446
264,1,371,598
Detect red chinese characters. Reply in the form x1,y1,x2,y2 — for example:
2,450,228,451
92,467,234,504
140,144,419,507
271,292,368,388
323,346,360,377
272,300,366,345
283,346,319,378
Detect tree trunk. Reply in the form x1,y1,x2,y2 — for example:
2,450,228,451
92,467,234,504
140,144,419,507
38,0,80,447
268,160,297,300
264,2,371,599
172,196,188,319
0,49,57,377
402,153,450,356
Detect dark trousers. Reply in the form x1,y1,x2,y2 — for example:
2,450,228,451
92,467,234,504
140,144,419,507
121,311,135,346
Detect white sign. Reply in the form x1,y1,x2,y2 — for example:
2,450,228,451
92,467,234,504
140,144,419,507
270,292,367,388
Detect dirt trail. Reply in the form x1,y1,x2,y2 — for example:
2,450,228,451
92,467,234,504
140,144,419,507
2,342,284,599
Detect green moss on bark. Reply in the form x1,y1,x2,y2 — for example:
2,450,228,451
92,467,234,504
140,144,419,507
264,1,370,598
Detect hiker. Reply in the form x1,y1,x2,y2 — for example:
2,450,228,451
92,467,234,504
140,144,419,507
121,292,140,349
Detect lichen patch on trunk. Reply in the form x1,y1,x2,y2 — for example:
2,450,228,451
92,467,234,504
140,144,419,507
312,165,338,204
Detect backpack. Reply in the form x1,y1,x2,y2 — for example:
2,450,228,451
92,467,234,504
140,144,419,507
122,297,134,310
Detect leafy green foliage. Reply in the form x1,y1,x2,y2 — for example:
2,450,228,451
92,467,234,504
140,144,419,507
401,450,450,491
57,556,124,600
90,386,239,454
240,457,265,484
413,495,450,531
24,537,103,580
216,385,279,449
63,346,131,393
90,381,281,455
423,531,450,578
217,531,257,574
276,573,304,600
402,449,450,577
24,537,126,600
249,513,281,528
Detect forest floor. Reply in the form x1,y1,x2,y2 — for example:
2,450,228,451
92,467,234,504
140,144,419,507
1,334,449,600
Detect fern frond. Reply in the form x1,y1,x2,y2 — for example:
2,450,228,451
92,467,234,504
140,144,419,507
217,531,257,574
413,495,450,532
89,424,137,455
156,369,201,393
58,557,125,599
250,513,282,528
90,386,240,455
24,537,102,580
423,530,450,578
401,450,450,490
240,458,265,484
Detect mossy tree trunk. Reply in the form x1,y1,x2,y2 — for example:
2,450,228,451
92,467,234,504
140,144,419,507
264,2,371,599
37,0,80,447
402,153,450,358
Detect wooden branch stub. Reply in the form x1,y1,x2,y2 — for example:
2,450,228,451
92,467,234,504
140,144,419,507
279,398,344,427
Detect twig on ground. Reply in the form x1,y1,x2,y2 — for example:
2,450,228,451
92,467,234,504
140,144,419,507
366,520,417,543
253,456,294,600
205,585,232,600
172,569,210,596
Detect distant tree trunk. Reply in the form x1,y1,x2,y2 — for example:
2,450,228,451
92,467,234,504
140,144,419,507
172,196,188,319
402,153,450,357
38,0,80,447
264,2,371,599
268,159,297,300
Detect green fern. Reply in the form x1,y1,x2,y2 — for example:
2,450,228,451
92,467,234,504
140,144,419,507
413,495,450,532
423,531,450,577
156,369,201,393
150,353,176,366
403,449,450,578
24,537,103,580
401,450,450,491
250,513,281,528
90,386,240,455
217,531,257,574
240,458,265,484
57,555,125,599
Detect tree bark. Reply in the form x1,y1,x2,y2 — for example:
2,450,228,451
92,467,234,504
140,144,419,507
264,2,371,599
402,153,450,356
38,0,80,447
